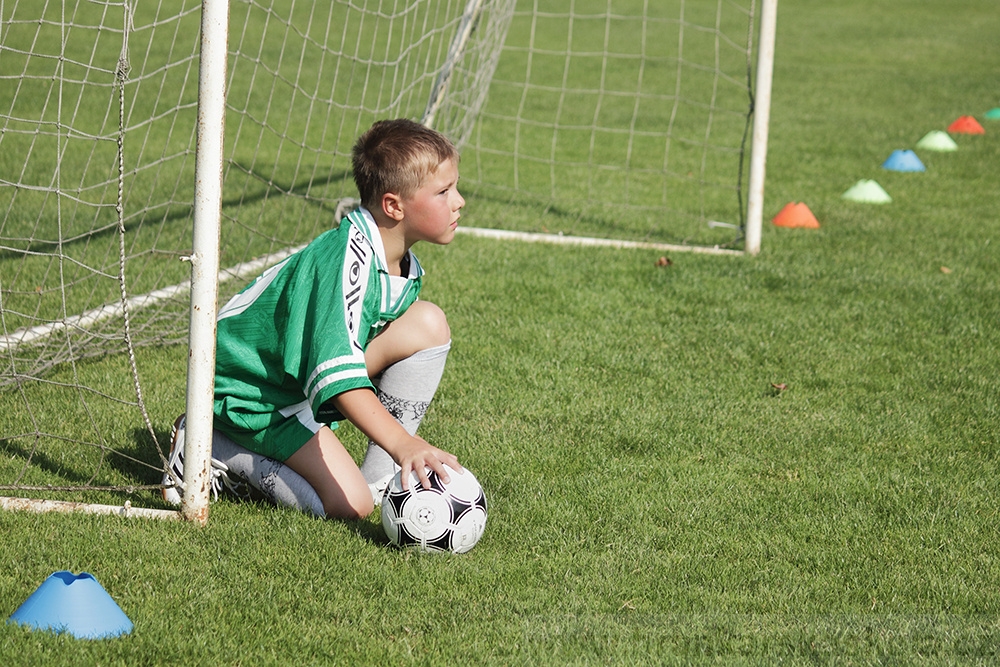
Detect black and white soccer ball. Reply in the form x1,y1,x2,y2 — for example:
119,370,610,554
380,464,487,554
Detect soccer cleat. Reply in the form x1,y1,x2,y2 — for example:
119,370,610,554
161,415,246,505
367,470,397,507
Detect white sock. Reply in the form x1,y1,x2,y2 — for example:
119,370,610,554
360,341,451,486
211,429,326,517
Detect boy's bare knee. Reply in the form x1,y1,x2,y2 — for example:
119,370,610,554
324,491,374,520
366,300,451,375
410,301,450,348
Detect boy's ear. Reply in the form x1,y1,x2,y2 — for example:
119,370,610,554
381,192,405,221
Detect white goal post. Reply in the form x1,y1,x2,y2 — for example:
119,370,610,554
745,0,777,255
0,0,776,522
182,0,229,523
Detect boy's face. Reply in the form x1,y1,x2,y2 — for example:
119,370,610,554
399,158,464,246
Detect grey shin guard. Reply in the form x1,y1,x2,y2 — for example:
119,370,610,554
211,430,326,517
360,341,451,489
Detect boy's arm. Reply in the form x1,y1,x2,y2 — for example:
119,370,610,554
330,387,460,490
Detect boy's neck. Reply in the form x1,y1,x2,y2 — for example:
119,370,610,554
371,208,411,277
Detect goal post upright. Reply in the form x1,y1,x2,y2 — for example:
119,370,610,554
422,0,487,130
182,0,230,525
745,0,778,256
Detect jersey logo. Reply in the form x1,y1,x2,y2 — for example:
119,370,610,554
343,225,371,353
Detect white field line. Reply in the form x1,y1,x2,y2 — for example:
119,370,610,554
0,244,305,352
1,227,739,352
456,226,744,255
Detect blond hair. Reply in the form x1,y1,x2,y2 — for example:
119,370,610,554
351,119,460,210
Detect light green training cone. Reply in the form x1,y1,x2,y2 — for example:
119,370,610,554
915,130,958,152
842,179,892,204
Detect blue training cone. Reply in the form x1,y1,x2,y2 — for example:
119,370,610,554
8,571,133,639
882,149,925,172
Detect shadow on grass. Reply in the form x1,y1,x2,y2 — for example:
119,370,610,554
0,165,352,261
0,426,170,510
123,427,393,545
0,437,103,487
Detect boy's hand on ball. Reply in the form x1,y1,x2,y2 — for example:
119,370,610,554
396,435,462,490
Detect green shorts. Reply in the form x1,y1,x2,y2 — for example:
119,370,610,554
213,398,337,462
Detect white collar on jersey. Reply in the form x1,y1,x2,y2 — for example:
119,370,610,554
352,206,423,280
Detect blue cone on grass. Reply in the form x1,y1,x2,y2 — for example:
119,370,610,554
882,149,925,172
8,571,133,639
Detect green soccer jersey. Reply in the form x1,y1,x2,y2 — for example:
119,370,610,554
213,208,422,452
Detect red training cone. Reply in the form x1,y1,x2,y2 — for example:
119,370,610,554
948,116,985,134
772,202,820,229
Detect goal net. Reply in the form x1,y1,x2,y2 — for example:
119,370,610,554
461,0,764,251
0,0,770,517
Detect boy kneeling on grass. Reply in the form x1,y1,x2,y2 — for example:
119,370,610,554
162,118,465,519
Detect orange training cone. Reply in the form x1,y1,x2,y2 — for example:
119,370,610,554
772,202,820,229
948,116,985,134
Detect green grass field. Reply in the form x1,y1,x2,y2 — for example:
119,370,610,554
2,0,1000,663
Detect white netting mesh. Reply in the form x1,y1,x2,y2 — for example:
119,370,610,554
460,0,756,246
0,0,758,504
0,0,515,500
